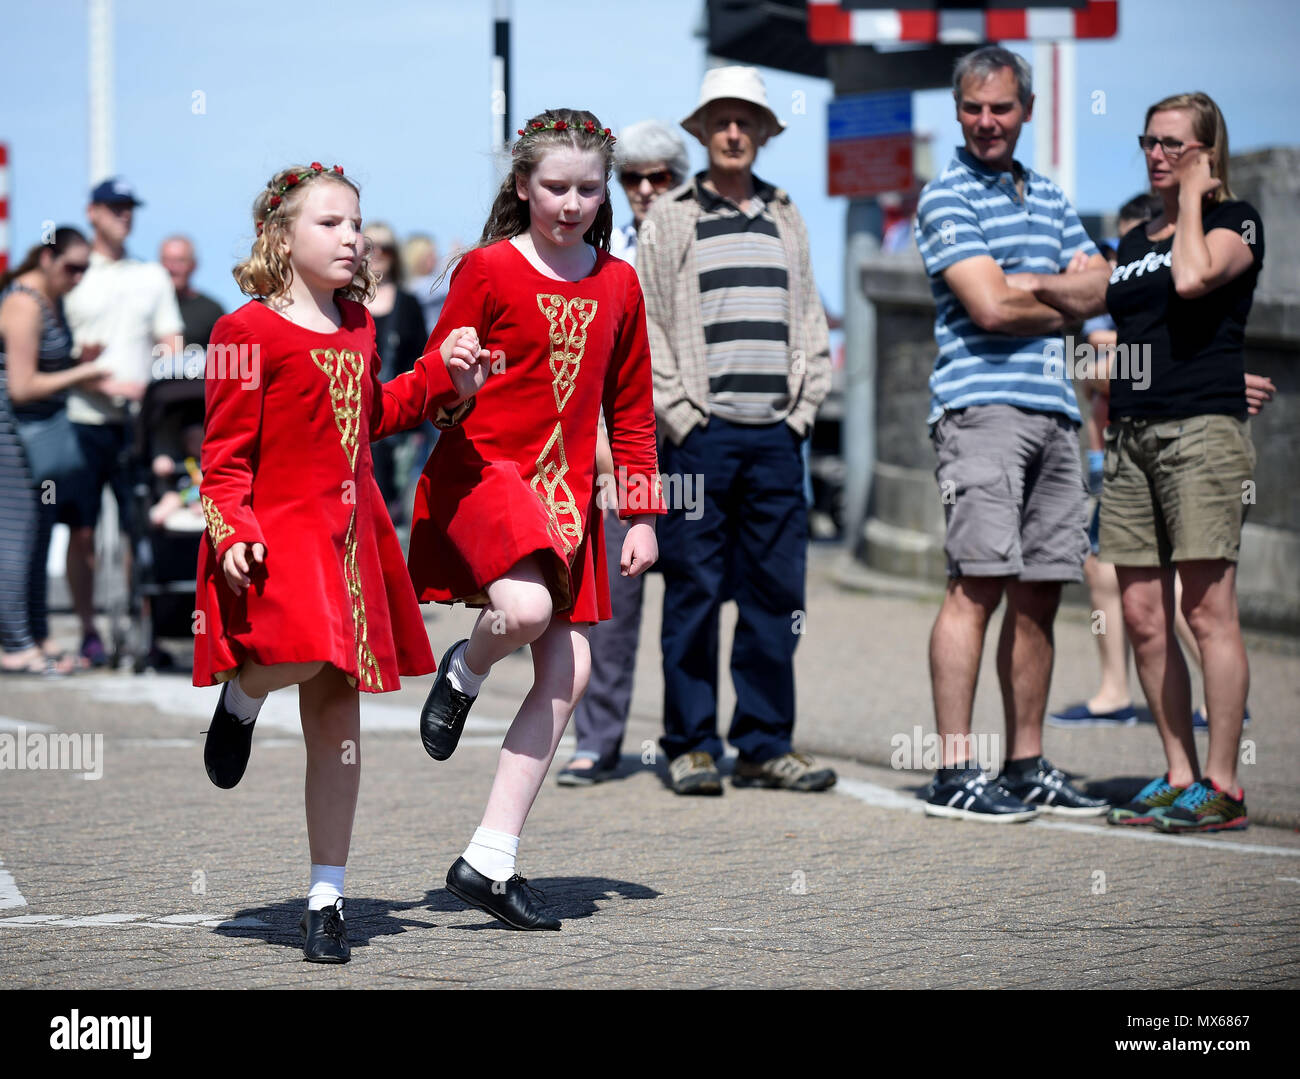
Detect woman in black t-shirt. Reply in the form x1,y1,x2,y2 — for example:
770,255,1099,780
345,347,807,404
1099,92,1262,834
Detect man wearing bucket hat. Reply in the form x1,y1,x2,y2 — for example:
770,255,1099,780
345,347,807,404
639,66,836,796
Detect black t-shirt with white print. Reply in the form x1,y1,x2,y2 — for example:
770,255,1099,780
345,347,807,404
1105,199,1263,419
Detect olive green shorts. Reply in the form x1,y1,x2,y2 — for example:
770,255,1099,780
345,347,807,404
1098,414,1255,566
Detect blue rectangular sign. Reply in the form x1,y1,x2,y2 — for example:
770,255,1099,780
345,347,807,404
827,90,913,142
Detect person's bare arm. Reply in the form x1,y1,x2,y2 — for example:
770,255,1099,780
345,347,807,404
1170,149,1257,299
941,256,1065,336
0,292,106,405
1010,252,1112,320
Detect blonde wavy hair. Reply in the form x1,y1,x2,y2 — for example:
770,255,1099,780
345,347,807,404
1144,91,1235,203
232,165,377,302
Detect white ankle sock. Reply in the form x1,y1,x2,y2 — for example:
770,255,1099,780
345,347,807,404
307,864,346,913
224,674,265,725
446,640,487,697
462,827,518,882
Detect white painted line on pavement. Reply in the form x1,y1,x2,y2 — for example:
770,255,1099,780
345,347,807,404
36,675,512,733
0,911,271,931
0,716,51,732
0,859,27,910
834,775,1300,858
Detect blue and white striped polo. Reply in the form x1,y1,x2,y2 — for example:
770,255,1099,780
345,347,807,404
913,146,1097,426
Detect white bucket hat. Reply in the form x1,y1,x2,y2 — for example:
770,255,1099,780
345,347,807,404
681,65,786,143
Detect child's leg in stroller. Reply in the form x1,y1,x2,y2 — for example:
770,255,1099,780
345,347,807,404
479,621,591,838
460,554,554,680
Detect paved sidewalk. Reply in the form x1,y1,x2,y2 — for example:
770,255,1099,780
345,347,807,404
1,545,1297,988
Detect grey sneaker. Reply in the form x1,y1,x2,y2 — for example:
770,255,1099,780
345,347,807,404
669,751,723,796
732,751,837,791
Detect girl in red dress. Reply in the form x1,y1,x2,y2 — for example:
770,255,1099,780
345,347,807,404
194,163,488,962
410,109,665,930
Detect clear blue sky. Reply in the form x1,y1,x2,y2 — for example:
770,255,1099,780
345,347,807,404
3,0,1297,316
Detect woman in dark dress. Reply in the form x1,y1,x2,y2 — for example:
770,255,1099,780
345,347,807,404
0,227,107,674
363,223,427,521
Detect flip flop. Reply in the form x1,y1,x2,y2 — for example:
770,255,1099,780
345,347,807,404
0,653,69,678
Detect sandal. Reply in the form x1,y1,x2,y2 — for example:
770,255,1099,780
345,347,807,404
40,648,80,675
0,651,69,678
556,755,616,787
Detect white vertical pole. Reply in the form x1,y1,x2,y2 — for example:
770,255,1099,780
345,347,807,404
1032,41,1054,185
1057,40,1077,205
88,0,113,185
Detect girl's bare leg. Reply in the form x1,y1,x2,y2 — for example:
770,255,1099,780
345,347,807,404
297,663,362,867
461,554,554,676
238,659,326,698
478,619,591,838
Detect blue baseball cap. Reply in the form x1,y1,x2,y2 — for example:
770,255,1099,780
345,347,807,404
90,177,143,207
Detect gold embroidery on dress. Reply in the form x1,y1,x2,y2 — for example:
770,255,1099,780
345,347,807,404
311,347,382,691
202,495,234,549
343,515,382,691
536,295,598,413
311,348,365,469
530,420,582,558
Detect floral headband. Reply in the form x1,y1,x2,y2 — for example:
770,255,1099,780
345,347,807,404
513,118,616,154
256,162,346,235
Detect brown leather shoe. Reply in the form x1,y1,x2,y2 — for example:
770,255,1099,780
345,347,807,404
669,751,723,796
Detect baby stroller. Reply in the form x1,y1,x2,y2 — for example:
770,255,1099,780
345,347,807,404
116,376,207,673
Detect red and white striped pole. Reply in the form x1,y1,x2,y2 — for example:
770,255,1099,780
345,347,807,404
0,143,9,276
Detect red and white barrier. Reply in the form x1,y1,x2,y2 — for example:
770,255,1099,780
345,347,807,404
808,1,1118,44
0,144,9,276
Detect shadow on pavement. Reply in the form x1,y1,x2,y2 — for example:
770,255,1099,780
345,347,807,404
425,876,661,928
212,895,447,953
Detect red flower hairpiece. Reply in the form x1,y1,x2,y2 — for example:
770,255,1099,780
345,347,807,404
257,162,347,237
512,118,617,153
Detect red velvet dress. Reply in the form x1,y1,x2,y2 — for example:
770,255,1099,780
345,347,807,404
405,240,665,623
193,298,458,692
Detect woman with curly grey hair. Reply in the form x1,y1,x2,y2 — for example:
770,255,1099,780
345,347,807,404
557,120,689,786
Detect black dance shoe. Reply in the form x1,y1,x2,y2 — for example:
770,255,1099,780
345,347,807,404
420,639,477,761
203,681,255,789
444,857,561,931
299,898,350,963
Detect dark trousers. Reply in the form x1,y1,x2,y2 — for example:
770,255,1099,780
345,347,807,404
658,417,808,764
570,509,646,767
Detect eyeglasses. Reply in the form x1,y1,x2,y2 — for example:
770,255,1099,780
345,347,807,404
1136,135,1205,159
619,169,674,190
61,262,90,275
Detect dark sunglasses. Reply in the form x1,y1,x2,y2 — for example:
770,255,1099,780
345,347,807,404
1136,135,1205,158
61,262,90,275
619,168,674,189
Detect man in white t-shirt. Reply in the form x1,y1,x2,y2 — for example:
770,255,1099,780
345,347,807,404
63,178,184,667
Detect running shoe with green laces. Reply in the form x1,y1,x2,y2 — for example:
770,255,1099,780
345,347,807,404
1107,774,1184,827
1152,779,1248,833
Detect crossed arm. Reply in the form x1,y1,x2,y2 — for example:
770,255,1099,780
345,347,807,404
946,253,1107,338
941,251,1110,336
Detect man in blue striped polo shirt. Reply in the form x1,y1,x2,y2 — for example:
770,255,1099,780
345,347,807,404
913,46,1112,822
